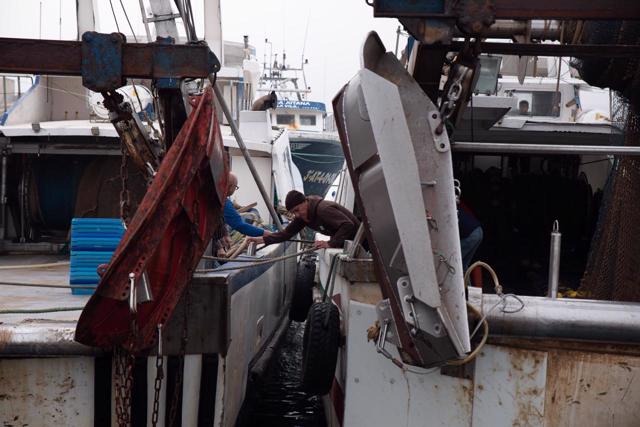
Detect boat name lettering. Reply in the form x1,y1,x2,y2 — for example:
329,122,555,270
276,100,326,112
303,170,339,185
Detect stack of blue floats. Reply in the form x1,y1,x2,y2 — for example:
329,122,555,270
70,218,125,295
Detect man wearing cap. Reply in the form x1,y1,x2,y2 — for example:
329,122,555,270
246,190,360,249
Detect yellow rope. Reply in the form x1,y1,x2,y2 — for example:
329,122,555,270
446,302,489,366
0,261,70,270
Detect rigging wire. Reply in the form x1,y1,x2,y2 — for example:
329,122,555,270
118,0,139,43
108,0,122,33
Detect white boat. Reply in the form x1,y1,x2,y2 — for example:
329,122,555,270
310,32,640,427
0,1,306,426
257,50,344,198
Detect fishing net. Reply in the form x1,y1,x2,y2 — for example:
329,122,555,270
575,21,640,302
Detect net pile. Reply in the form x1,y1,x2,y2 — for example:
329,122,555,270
576,21,640,301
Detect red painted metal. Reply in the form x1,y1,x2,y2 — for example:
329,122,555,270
75,87,228,352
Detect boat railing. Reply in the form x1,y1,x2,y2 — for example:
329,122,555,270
0,75,34,114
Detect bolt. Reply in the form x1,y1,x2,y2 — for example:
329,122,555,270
390,378,395,384
354,377,360,383
356,309,362,315
431,113,438,119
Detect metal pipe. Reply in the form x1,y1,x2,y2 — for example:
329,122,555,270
453,20,561,40
421,41,640,58
19,166,26,243
137,0,153,42
0,154,7,240
2,77,6,113
211,81,284,231
547,220,561,299
468,288,640,343
453,142,638,156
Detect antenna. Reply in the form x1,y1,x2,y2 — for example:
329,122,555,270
59,0,62,40
39,1,43,39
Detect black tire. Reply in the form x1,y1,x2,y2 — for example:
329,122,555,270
289,260,316,321
301,301,340,395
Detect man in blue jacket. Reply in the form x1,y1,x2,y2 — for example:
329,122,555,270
224,173,271,238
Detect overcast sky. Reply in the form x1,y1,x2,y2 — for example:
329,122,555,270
0,0,400,110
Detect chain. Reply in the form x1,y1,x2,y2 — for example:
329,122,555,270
114,346,134,427
119,144,131,226
151,324,164,427
167,283,191,426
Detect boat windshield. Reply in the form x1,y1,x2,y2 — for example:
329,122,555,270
506,90,561,118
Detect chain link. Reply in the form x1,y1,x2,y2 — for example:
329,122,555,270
114,347,134,427
167,284,190,426
119,144,131,226
151,324,164,427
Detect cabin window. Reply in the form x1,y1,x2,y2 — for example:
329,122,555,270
300,114,317,126
276,114,295,125
508,91,561,117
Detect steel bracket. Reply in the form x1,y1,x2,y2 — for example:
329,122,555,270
81,31,125,92
154,37,182,90
397,276,447,338
375,299,401,347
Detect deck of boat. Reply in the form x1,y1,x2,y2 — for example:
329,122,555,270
0,255,91,354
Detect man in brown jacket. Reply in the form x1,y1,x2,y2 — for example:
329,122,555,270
246,190,360,249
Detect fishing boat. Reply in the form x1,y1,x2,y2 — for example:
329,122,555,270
257,51,344,198
0,1,308,425
301,18,640,427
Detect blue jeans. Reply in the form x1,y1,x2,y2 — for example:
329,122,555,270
461,226,483,272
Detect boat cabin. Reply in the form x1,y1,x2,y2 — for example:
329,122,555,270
271,99,326,132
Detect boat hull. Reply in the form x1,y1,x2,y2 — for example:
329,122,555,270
0,243,297,426
289,132,344,198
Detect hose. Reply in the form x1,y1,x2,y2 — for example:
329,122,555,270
446,302,489,366
0,261,70,270
0,281,96,290
0,306,84,314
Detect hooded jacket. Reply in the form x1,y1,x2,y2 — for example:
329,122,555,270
263,196,359,248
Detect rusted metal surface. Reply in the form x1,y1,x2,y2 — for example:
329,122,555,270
491,0,640,20
343,301,473,427
80,32,124,92
373,0,640,19
488,336,640,358
0,357,94,426
337,259,377,283
544,350,640,426
75,87,229,351
419,41,640,58
472,345,547,427
0,37,220,78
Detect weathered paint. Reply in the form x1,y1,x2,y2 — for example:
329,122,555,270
324,243,640,427
76,87,228,351
544,350,640,426
214,244,297,426
472,345,547,427
343,301,473,427
0,357,94,426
